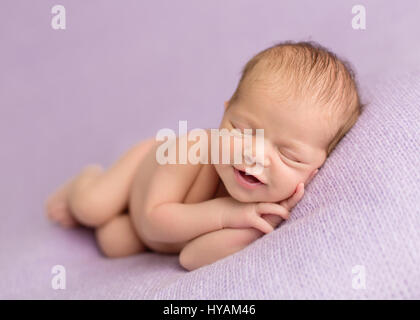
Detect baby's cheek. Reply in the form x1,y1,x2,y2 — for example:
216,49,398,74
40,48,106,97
271,171,300,200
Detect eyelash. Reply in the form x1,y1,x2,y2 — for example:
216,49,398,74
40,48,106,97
278,149,302,164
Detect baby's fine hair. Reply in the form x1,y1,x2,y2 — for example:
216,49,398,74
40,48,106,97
228,40,364,156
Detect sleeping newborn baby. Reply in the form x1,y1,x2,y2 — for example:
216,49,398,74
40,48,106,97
45,41,363,271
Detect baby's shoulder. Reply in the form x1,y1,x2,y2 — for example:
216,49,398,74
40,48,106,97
177,128,221,203
134,129,219,208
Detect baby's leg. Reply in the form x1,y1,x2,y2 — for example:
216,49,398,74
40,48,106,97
45,165,103,228
45,138,156,228
95,214,147,257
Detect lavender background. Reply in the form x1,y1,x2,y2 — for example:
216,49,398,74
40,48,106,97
0,0,419,299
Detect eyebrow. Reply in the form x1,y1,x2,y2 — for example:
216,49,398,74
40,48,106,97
278,139,305,152
231,112,260,129
234,113,303,149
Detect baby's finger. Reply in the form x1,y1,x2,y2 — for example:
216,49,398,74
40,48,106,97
282,183,305,211
256,202,290,220
253,217,275,234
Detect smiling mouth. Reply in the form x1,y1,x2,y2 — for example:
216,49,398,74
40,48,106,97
233,167,265,189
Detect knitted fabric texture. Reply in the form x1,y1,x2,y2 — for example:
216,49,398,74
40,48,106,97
1,72,419,299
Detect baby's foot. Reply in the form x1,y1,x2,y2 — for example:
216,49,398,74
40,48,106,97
45,178,79,228
45,165,103,228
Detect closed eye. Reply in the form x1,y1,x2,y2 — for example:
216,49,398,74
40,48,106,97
277,148,304,164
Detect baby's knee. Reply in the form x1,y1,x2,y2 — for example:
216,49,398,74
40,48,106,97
68,166,108,226
95,215,145,258
69,187,107,226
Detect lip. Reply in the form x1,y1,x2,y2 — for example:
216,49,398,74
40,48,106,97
233,167,265,190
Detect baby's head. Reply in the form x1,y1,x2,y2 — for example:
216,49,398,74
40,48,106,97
215,41,363,203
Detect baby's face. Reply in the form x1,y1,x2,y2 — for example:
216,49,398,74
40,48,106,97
214,83,335,203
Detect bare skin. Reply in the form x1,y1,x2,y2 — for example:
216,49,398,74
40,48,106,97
46,83,333,270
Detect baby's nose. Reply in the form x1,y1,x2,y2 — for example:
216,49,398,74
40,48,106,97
243,138,271,168
243,151,271,167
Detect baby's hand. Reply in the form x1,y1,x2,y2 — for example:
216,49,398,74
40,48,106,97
280,182,305,213
220,183,305,234
220,196,291,234
262,182,305,229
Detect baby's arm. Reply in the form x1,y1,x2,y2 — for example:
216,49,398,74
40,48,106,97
143,196,287,243
143,197,233,243
179,183,305,271
179,227,264,271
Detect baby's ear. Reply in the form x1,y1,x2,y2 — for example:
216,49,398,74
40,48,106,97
224,100,229,110
305,169,319,185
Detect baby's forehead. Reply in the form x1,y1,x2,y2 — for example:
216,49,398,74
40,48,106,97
246,55,355,108
241,81,330,117
244,76,345,126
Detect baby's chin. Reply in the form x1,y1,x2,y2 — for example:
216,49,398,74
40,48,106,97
228,190,260,203
230,190,284,204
